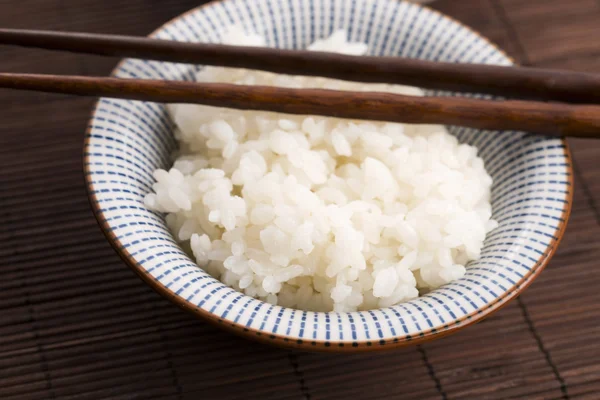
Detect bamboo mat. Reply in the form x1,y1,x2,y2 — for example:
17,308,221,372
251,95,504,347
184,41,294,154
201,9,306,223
1,0,599,399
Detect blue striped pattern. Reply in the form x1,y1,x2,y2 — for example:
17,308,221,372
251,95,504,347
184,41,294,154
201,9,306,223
84,0,572,348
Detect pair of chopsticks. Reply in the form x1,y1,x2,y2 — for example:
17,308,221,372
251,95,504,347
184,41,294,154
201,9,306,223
1,28,600,138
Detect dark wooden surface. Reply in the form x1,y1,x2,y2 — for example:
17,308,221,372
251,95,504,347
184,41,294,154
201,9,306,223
0,0,598,399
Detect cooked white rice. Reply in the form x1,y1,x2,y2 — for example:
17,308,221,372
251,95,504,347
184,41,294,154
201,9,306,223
144,27,497,312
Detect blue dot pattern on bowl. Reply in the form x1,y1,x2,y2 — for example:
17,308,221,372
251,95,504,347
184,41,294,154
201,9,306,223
84,0,572,347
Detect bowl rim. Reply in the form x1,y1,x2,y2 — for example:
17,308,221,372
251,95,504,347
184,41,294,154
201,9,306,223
83,0,573,352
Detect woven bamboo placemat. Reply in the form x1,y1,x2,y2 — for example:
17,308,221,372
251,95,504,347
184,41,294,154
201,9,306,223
1,0,599,398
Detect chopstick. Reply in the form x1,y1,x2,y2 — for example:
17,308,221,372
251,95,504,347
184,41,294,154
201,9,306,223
2,72,600,138
1,28,600,104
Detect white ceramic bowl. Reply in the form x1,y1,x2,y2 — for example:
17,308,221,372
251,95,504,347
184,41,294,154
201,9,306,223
85,0,572,351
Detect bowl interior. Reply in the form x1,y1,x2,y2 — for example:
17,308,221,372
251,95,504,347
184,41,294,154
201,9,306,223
85,0,571,347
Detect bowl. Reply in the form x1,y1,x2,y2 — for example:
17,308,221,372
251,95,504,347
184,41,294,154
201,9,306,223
84,0,572,351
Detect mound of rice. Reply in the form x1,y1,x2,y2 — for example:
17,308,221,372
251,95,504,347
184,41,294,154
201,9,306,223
144,27,497,312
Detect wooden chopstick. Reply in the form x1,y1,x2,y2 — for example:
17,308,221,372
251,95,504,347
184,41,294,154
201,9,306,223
1,28,600,104
1,72,599,138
